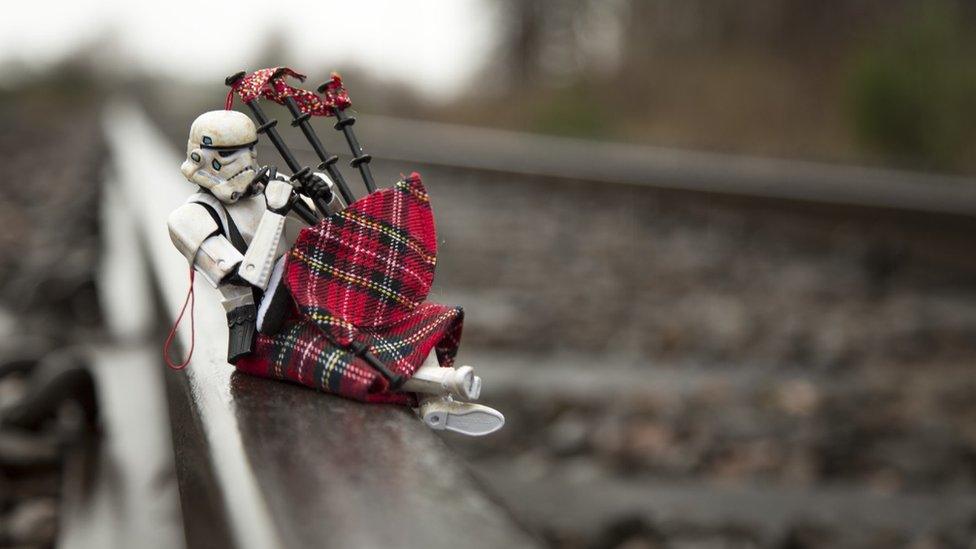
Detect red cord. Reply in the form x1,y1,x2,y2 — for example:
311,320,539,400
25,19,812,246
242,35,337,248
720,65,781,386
163,268,196,370
225,89,235,110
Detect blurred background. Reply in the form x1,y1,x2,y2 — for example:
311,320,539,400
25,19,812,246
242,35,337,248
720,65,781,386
2,1,976,548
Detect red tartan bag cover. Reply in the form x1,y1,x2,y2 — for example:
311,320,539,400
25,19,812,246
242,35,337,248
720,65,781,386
287,172,439,342
234,173,464,404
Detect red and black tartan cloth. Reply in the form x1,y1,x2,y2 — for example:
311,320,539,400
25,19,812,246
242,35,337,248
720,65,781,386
234,174,464,405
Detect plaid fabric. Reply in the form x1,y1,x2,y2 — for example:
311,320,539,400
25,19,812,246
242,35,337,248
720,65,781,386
288,173,438,340
235,304,463,404
233,173,465,403
225,67,350,116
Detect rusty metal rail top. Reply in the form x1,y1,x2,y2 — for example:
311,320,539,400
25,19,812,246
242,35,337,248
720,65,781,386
351,114,976,217
102,101,539,549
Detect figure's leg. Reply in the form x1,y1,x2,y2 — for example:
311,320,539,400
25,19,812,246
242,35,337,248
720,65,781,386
257,256,291,335
401,350,481,400
418,395,505,437
404,349,504,436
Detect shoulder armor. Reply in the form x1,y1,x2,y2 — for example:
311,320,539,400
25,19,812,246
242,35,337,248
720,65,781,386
167,203,220,263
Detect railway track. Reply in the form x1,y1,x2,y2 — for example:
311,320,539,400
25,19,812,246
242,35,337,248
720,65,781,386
103,102,540,549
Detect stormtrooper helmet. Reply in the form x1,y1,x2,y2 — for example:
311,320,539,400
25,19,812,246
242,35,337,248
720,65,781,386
180,110,259,203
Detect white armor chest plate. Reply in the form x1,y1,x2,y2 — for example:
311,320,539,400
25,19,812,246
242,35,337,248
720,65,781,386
223,193,266,244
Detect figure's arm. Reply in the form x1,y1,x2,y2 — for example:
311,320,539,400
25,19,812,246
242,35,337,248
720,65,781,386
168,203,244,287
167,180,293,291
236,178,292,290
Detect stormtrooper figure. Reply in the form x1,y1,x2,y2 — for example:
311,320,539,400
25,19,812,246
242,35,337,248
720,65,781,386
167,110,504,436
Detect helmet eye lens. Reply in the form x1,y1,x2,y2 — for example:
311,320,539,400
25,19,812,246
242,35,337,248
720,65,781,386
218,148,241,158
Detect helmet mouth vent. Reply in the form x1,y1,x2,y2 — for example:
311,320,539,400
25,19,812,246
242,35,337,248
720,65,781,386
227,166,255,181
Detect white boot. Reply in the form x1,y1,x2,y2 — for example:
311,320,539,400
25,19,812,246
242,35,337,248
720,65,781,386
419,396,505,437
402,352,481,400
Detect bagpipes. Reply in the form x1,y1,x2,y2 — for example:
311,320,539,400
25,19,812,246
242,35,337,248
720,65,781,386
225,68,359,218
224,67,422,391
